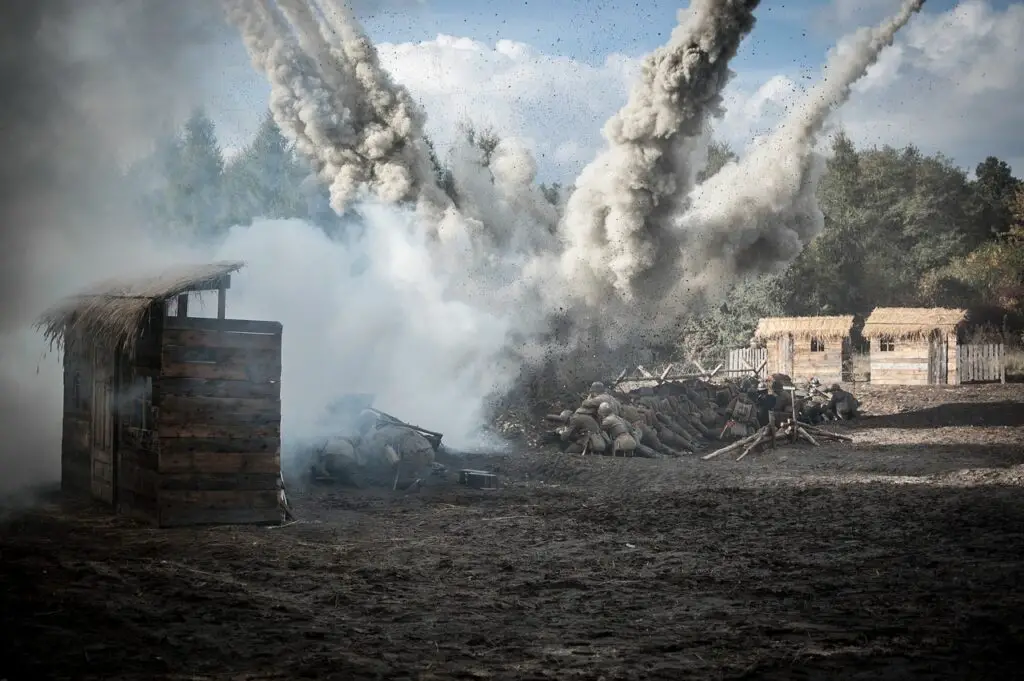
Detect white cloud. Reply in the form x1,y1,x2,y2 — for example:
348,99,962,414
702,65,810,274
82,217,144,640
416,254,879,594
717,0,1024,175
376,35,639,182
366,0,1022,184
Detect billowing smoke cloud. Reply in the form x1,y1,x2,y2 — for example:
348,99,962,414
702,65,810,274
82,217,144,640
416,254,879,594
0,0,236,497
558,0,760,308
223,0,451,219
657,0,927,324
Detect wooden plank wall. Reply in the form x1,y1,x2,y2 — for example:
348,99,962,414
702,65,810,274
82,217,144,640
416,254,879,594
791,339,844,384
958,343,1006,384
156,316,283,527
61,344,92,497
869,338,931,385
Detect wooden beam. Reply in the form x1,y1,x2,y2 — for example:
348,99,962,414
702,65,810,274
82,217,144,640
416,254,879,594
176,294,188,318
217,283,227,320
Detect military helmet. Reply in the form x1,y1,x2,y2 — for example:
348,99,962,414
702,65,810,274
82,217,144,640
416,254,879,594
830,383,841,392
810,377,821,387
589,381,606,394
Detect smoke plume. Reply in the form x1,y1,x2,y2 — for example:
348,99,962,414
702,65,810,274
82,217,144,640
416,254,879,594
224,0,451,219
658,0,928,325
0,0,235,497
558,0,760,309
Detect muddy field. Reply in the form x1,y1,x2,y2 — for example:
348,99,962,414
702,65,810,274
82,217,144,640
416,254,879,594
2,384,1024,680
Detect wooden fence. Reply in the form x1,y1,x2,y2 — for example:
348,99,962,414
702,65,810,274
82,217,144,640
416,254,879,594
957,343,1005,384
726,348,768,377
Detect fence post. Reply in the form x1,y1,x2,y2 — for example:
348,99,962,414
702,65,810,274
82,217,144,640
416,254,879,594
1000,344,1006,384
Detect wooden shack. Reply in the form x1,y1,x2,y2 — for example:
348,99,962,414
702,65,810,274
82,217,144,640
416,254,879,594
36,261,284,527
862,307,965,385
753,316,855,384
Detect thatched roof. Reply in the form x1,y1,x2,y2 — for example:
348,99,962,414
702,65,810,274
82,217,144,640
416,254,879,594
862,307,967,339
36,261,244,356
754,316,855,341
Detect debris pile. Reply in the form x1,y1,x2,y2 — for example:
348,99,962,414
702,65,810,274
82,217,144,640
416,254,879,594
538,373,859,459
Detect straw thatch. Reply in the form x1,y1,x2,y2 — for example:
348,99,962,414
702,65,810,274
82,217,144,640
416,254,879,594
862,307,967,339
754,316,855,341
35,261,244,356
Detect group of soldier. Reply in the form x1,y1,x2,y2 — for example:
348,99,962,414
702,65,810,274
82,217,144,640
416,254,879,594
726,374,860,435
548,374,861,457
548,381,722,458
304,409,438,490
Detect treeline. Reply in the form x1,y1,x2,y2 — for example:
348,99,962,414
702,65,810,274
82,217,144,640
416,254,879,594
129,109,1023,359
679,135,1024,360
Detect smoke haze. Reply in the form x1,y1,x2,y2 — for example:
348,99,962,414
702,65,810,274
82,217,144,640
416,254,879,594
0,0,927,498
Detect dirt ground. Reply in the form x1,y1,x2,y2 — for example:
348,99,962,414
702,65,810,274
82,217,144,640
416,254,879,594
3,384,1024,680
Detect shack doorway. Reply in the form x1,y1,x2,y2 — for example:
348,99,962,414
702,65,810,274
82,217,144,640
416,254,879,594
777,334,794,376
927,331,948,385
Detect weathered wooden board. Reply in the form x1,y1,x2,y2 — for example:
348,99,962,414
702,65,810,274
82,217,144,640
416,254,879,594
162,328,281,351
159,436,280,457
157,422,281,439
159,451,281,474
156,378,281,401
160,472,280,491
164,317,282,335
160,351,281,382
158,395,281,426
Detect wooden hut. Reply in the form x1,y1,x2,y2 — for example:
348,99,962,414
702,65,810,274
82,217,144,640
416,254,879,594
753,316,855,384
36,261,284,527
862,307,965,385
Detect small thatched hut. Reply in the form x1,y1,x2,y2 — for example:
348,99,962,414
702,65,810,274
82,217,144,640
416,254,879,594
862,307,966,385
753,316,855,384
36,261,284,527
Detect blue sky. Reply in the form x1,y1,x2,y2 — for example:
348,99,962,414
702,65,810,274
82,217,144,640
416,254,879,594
360,0,1000,72
205,0,1024,179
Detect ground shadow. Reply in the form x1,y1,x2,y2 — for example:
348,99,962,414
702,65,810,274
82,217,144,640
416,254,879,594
3,477,1024,680
859,401,1024,429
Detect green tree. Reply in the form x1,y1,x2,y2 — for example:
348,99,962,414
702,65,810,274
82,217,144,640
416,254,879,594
222,111,307,225
165,108,228,237
973,155,1021,238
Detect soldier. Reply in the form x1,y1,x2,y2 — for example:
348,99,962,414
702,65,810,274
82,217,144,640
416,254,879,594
827,383,860,420
310,435,364,485
557,410,608,454
356,410,437,491
598,403,639,457
754,381,777,427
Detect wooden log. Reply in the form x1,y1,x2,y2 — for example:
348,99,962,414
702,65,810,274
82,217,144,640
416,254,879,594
702,429,762,460
797,427,819,446
735,431,765,461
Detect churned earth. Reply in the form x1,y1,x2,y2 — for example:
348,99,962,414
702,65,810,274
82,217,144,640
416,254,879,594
2,383,1023,680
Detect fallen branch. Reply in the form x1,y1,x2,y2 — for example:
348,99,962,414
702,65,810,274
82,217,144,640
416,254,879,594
703,431,760,460
736,431,766,461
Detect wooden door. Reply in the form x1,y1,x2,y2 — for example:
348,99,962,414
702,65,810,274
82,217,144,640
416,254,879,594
90,349,115,505
777,334,794,376
927,332,947,385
